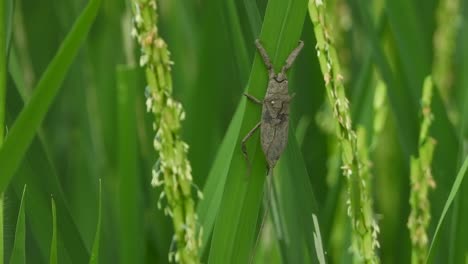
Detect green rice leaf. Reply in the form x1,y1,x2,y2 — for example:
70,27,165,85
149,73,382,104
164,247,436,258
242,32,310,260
116,66,144,263
49,198,57,264
197,101,244,253
427,157,468,263
208,0,308,263
273,126,320,263
9,185,27,264
89,179,102,264
0,0,101,193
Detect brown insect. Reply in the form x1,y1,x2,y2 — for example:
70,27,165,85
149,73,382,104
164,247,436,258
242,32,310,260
242,39,304,175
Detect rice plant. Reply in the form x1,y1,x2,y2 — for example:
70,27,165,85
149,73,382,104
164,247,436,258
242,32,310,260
1,0,468,263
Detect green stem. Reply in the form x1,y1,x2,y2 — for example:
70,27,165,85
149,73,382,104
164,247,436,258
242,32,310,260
309,1,379,262
408,76,436,264
130,1,201,263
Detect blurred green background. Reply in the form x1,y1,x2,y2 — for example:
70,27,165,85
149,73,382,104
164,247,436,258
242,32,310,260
2,0,468,263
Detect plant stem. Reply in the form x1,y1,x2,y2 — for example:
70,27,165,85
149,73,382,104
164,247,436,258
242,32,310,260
408,76,436,264
309,1,380,262
130,1,201,263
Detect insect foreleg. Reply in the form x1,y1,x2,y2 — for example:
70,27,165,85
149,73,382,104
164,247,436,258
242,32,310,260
280,40,304,74
241,121,262,176
244,93,263,105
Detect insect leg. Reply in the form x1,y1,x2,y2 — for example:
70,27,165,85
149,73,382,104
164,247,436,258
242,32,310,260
241,121,262,175
243,93,263,105
280,40,304,74
255,39,275,76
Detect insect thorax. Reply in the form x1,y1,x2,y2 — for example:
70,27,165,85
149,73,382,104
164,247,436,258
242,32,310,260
266,79,289,96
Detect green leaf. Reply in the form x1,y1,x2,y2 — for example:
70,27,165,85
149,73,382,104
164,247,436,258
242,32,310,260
183,0,240,186
116,66,144,263
242,0,262,37
0,0,101,193
5,82,89,263
450,6,468,262
0,0,10,144
49,198,57,264
225,0,250,84
349,2,419,156
273,126,320,263
427,156,468,262
0,193,3,264
197,101,244,253
89,179,102,264
9,185,26,264
208,0,308,263
312,214,326,264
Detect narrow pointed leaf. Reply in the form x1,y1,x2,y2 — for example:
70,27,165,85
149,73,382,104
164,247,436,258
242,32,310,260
9,185,27,264
0,0,101,193
89,179,102,264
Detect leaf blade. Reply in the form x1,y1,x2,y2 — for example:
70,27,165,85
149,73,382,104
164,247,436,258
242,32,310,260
89,179,102,264
9,185,27,264
0,0,101,193
208,0,309,263
49,198,57,264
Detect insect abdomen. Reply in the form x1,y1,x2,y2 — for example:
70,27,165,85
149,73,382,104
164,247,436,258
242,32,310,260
260,107,289,169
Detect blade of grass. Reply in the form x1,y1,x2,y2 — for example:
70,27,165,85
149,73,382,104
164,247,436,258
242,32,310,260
197,101,244,253
427,157,468,263
89,179,102,264
351,6,461,260
0,0,10,262
0,0,6,143
450,5,468,262
198,0,258,254
0,193,3,264
349,2,419,156
0,0,101,193
183,0,238,186
208,0,308,263
49,197,57,264
5,76,89,263
225,0,250,84
384,0,430,98
312,214,326,264
9,185,26,264
242,0,262,38
4,0,14,61
274,125,320,263
384,0,461,259
116,66,144,263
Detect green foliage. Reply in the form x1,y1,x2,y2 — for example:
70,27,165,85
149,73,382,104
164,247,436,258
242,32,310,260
9,186,26,264
0,0,101,193
117,66,144,263
309,1,380,262
89,179,102,264
1,0,468,263
408,76,436,263
49,198,57,264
